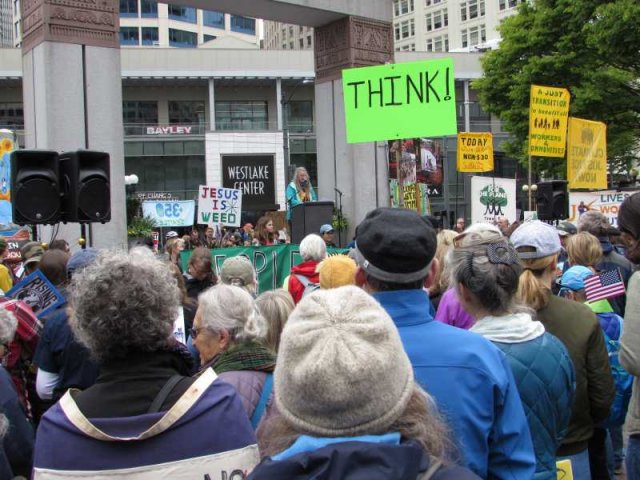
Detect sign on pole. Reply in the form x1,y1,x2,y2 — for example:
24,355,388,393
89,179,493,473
567,117,607,190
528,85,571,157
142,200,195,227
457,133,494,172
342,59,457,143
470,176,517,225
568,190,638,228
197,186,242,227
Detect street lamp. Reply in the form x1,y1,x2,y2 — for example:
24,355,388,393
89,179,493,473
522,183,538,211
282,78,313,184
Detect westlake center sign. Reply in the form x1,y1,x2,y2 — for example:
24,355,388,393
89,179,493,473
342,58,457,143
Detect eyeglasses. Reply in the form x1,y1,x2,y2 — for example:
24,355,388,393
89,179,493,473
190,327,207,340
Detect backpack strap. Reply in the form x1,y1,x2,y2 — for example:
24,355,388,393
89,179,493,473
418,457,444,480
295,274,312,287
251,373,273,429
147,375,184,413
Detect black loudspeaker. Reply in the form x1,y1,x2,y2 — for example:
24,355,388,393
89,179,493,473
536,180,569,221
11,150,61,224
59,151,111,223
291,201,334,244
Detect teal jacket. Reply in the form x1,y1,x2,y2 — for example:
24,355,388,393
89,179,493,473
286,182,317,220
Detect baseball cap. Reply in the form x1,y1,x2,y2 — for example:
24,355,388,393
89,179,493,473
21,241,44,266
67,248,99,278
355,208,436,283
511,221,561,259
320,224,334,235
560,266,594,291
165,231,179,239
556,221,577,237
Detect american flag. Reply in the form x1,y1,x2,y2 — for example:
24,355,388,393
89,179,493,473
585,269,626,303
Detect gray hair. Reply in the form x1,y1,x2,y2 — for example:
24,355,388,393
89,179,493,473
299,234,327,262
70,248,180,363
448,228,526,316
578,210,611,237
198,284,266,344
0,309,17,345
255,289,294,353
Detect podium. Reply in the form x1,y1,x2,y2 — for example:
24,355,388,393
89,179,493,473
291,201,334,244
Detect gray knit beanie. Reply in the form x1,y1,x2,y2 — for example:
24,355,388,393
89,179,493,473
274,285,414,437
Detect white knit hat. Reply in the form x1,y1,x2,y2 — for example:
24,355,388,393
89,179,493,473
274,286,414,436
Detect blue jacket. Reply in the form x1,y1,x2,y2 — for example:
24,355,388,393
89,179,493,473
373,290,536,480
249,433,480,480
493,333,575,480
33,369,259,479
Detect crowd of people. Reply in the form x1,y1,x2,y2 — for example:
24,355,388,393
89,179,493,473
0,192,639,480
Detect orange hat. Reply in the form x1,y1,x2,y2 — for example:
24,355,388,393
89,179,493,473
316,255,357,290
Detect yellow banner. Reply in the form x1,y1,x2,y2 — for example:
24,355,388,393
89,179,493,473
556,459,573,480
529,85,571,157
457,133,494,172
567,117,607,190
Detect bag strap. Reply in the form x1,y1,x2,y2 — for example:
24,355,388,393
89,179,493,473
418,458,444,480
148,375,184,414
295,274,313,288
251,373,273,429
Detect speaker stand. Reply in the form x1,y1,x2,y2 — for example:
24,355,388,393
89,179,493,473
80,224,87,250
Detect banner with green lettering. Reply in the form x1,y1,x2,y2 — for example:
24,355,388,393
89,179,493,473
181,244,349,294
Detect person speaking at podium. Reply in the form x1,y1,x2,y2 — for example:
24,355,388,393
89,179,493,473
286,167,317,223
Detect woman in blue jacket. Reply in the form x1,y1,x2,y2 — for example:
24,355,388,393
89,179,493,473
252,286,479,480
449,227,575,480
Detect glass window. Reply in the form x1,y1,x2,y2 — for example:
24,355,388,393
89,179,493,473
0,102,23,128
230,16,256,35
168,101,204,124
141,27,158,45
425,0,442,6
125,152,205,197
140,0,157,17
168,28,197,47
461,28,468,48
119,27,139,46
203,34,217,43
215,101,268,131
460,2,467,20
306,35,312,46
119,0,137,17
123,101,158,133
203,10,224,28
286,100,313,133
167,5,196,23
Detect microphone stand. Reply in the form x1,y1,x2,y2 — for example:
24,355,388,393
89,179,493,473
335,188,344,247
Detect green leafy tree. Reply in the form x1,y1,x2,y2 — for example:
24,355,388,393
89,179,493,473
475,0,640,180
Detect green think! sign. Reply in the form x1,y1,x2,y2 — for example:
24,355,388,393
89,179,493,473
342,58,458,143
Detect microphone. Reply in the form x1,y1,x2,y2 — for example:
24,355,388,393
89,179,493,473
334,187,343,196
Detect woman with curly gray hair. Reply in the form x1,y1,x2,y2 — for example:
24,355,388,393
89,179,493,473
32,248,259,479
192,284,275,428
0,308,34,479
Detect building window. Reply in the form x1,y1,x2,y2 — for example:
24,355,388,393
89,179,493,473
0,103,23,128
167,5,196,23
394,19,415,40
203,10,224,28
461,24,486,48
203,34,217,43
119,27,139,45
168,101,204,124
299,38,304,48
306,35,312,46
393,0,415,16
168,28,197,47
286,100,313,133
426,9,448,31
230,16,256,35
499,0,522,10
215,101,268,131
425,0,442,6
141,27,158,45
122,101,158,130
426,34,448,52
461,0,484,20
289,41,294,49
119,0,137,17
140,0,157,17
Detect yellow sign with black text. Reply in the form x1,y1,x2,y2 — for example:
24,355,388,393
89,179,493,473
529,85,571,157
457,133,494,172
567,117,607,190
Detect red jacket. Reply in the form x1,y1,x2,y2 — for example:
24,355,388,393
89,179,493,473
288,260,320,304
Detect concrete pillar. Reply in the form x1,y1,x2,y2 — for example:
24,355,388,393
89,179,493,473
313,16,393,240
208,78,216,130
20,0,126,248
276,78,283,131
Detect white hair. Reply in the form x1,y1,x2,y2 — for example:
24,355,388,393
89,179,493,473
299,234,327,262
464,223,503,236
198,284,266,343
0,309,17,344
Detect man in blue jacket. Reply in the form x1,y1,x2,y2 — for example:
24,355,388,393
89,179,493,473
354,208,535,479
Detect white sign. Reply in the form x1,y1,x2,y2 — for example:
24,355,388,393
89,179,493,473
471,176,517,225
142,200,195,228
173,309,186,344
197,186,242,227
146,126,193,135
568,190,638,228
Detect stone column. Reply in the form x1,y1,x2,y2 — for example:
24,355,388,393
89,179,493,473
313,17,393,242
21,0,126,248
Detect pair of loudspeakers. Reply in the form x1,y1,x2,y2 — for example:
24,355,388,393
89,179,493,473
11,150,111,225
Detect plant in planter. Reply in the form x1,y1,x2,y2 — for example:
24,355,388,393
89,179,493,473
127,215,157,242
332,208,349,233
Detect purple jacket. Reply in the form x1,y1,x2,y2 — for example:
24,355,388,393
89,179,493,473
434,289,475,330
